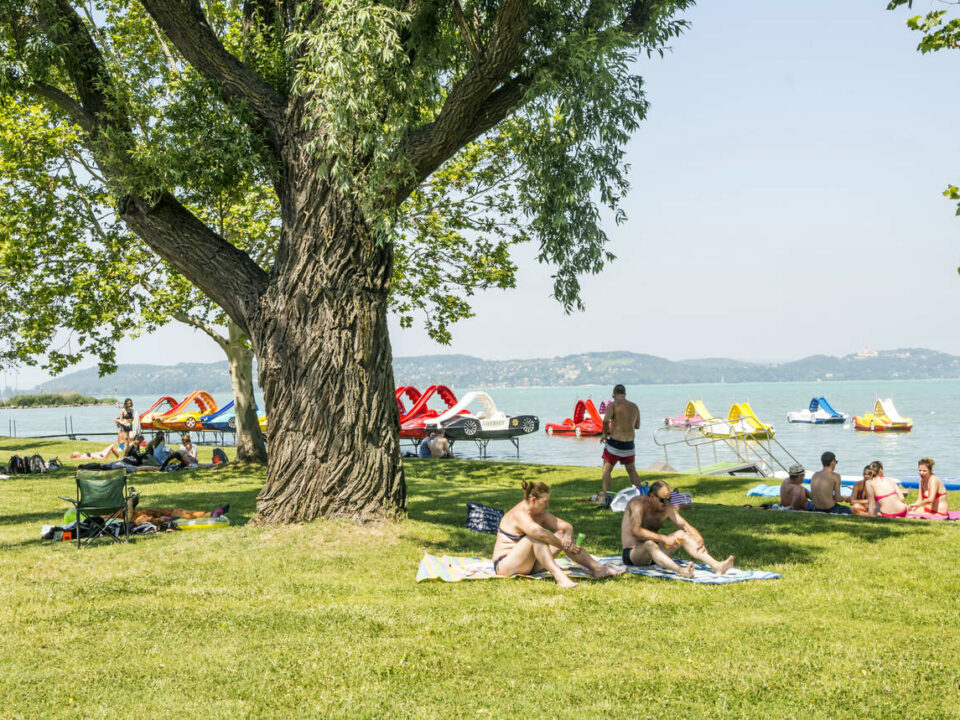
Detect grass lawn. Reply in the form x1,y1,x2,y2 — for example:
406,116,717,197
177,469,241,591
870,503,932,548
2,437,959,719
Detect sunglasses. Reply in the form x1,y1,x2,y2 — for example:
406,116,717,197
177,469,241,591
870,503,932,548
657,494,671,505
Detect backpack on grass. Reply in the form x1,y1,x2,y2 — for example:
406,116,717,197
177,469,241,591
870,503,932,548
27,455,47,474
7,456,25,475
212,448,228,466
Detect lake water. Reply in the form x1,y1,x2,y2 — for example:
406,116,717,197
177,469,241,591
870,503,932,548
2,380,958,480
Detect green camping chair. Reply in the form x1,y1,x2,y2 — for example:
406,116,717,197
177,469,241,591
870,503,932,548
59,469,139,548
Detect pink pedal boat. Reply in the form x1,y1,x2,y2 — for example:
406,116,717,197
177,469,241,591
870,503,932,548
663,401,705,428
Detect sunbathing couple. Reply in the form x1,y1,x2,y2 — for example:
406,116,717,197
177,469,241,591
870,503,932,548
494,479,732,587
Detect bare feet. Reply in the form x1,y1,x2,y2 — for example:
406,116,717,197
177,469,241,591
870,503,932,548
591,562,625,579
680,561,696,578
716,555,735,576
554,573,579,589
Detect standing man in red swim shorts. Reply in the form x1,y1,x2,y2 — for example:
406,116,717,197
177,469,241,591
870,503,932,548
598,384,641,506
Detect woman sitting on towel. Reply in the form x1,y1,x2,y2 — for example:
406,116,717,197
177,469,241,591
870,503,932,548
866,461,909,518
907,457,949,517
850,466,873,516
491,480,623,588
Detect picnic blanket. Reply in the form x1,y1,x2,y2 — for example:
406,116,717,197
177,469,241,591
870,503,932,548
416,553,781,584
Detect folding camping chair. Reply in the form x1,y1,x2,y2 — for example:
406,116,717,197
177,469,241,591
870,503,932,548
59,469,139,548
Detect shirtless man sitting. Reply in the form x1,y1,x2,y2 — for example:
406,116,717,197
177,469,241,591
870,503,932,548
598,384,641,506
780,464,812,510
809,451,850,514
493,480,624,588
620,480,734,576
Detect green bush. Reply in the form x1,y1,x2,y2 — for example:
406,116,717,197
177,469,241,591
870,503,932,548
0,392,113,407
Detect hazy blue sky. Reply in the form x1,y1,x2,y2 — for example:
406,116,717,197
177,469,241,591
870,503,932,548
9,0,960,389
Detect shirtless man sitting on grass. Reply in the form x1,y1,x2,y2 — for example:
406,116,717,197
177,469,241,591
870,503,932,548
493,480,624,588
780,464,812,510
810,451,850,514
598,384,641,506
620,480,734,576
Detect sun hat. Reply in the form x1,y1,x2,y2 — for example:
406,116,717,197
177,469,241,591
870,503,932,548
788,463,805,476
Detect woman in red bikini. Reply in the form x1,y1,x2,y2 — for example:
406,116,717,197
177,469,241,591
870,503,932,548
865,460,909,518
492,480,623,588
907,457,949,517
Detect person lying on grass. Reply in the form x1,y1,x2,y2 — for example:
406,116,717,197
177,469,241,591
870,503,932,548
492,480,624,588
117,496,230,526
620,480,734,577
70,444,121,460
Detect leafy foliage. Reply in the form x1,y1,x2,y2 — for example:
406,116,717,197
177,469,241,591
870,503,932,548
888,0,960,270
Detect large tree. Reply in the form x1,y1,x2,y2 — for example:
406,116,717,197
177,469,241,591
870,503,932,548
1,0,690,523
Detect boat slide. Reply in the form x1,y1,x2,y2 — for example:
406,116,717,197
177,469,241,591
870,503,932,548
200,400,267,433
398,385,462,438
545,399,603,436
153,390,219,431
395,386,421,419
139,396,178,431
786,397,848,424
853,398,913,432
695,401,775,439
663,400,705,428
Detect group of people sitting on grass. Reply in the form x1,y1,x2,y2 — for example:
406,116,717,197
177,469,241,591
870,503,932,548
71,431,200,471
492,479,734,588
779,452,950,518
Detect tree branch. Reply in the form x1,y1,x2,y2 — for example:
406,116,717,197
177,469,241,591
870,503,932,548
119,192,268,335
450,0,483,64
25,81,95,134
399,0,531,194
138,0,287,153
135,277,230,350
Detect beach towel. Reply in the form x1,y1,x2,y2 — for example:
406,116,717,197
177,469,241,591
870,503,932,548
907,511,960,521
747,484,851,499
415,553,781,584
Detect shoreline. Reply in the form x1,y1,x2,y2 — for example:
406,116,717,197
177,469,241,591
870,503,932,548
0,402,116,410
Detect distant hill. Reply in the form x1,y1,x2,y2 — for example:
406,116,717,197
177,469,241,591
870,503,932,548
33,348,960,395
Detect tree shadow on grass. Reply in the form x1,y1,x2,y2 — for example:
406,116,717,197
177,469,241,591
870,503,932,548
405,466,940,569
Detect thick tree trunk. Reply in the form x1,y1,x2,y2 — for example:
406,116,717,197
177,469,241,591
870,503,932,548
224,320,268,464
250,147,405,522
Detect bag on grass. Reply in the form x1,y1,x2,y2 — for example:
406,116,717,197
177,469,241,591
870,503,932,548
46,458,62,472
465,502,504,535
27,454,46,474
7,455,24,475
212,448,228,466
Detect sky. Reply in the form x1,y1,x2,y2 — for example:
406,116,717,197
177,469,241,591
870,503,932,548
9,0,960,389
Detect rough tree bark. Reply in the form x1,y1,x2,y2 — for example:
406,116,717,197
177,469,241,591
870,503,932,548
251,124,405,521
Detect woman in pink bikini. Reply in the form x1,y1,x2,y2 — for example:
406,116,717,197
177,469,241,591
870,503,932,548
907,457,949,517
865,460,909,518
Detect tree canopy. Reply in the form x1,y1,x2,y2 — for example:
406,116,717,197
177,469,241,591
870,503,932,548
0,0,693,522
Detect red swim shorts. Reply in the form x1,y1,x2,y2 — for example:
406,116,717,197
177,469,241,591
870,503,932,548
602,438,636,466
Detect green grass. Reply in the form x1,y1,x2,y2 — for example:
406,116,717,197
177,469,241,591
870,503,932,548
2,437,959,719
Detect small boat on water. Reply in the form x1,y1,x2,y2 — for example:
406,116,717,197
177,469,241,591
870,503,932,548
694,400,775,440
786,397,848,424
545,399,603,437
853,399,913,432
425,391,538,440
153,390,219,431
397,385,462,439
663,401,705,428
